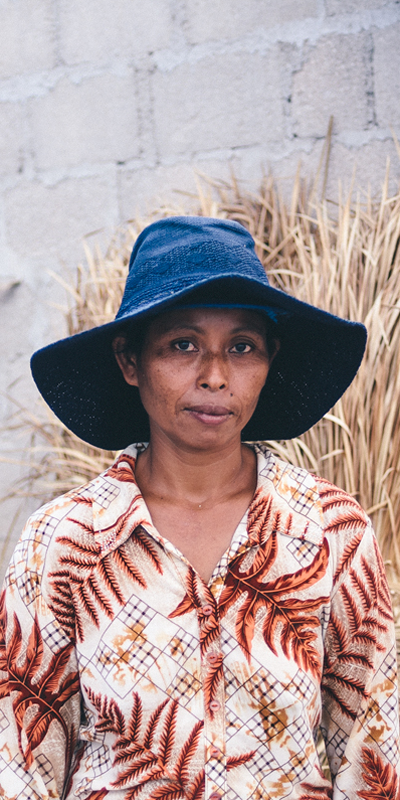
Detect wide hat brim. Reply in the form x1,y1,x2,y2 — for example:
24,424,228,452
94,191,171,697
31,273,367,450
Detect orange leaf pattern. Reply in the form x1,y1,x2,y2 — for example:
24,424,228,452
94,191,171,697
0,443,398,799
357,746,400,799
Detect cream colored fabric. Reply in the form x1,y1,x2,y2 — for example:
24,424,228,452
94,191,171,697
0,444,398,799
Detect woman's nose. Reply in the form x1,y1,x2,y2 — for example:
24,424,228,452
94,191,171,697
197,352,228,390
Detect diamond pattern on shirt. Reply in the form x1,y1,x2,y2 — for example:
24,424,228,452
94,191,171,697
42,619,73,651
380,734,400,762
324,723,349,760
286,536,319,565
90,743,109,776
281,466,320,517
167,626,198,664
285,669,315,705
117,595,158,630
168,667,202,706
93,632,164,698
223,664,284,705
14,566,41,606
381,693,399,728
0,753,32,789
76,478,120,509
380,647,398,682
208,757,226,789
0,709,8,733
35,753,54,785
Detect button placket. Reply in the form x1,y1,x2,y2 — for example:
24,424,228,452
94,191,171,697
206,754,226,800
198,601,226,800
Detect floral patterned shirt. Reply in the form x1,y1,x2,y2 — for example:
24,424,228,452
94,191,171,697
0,443,398,800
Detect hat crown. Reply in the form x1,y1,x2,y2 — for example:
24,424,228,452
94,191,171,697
116,217,269,320
128,215,256,268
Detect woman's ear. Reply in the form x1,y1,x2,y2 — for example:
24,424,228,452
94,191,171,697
269,338,280,365
113,336,139,387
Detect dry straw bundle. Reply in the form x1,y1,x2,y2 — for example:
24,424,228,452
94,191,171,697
5,171,400,616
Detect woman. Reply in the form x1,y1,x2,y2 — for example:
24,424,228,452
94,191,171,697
0,217,398,799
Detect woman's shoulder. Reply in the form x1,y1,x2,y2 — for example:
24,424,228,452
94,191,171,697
5,477,100,588
8,448,144,581
252,441,369,534
252,443,376,590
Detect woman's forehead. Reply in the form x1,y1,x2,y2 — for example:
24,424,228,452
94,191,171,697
146,306,268,336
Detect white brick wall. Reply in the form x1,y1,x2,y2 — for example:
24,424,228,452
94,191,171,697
183,0,320,42
1,0,400,572
0,0,55,79
152,49,286,156
58,0,173,65
4,175,118,260
29,73,140,170
292,33,371,137
0,103,26,175
374,23,400,128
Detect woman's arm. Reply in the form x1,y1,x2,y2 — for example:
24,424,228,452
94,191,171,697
0,520,81,800
322,518,399,796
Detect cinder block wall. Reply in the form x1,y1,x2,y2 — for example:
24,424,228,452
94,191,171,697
1,0,400,568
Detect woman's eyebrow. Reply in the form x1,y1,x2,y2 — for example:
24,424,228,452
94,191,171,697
158,321,204,334
157,322,267,337
230,324,266,336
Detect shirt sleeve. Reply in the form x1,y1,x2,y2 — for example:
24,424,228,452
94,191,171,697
321,517,400,797
0,518,81,800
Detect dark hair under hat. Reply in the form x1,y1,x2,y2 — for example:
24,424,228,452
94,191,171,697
31,216,367,450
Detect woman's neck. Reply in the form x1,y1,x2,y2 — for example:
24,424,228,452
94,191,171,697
135,433,256,509
134,435,258,583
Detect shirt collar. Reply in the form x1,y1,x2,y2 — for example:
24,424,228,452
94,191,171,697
90,442,325,558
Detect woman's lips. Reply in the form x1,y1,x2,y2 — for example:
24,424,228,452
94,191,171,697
185,405,234,425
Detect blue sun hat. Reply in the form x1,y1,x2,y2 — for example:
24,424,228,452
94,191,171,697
30,216,367,449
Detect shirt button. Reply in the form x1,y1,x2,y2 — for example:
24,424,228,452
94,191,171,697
202,604,214,616
208,652,220,663
210,746,221,757
209,700,220,711
210,793,223,800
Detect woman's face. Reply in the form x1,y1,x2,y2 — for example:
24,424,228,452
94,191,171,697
114,307,278,454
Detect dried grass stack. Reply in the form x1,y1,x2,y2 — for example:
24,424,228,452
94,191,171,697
8,174,400,631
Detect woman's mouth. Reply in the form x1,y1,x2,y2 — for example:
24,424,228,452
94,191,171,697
185,405,234,425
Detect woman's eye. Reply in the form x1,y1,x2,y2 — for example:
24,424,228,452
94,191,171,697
231,342,252,353
174,340,195,351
